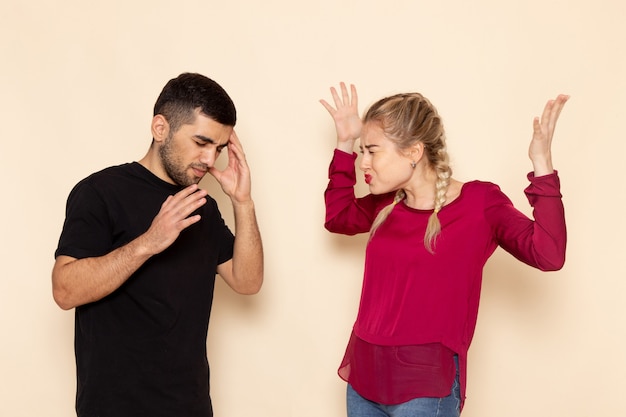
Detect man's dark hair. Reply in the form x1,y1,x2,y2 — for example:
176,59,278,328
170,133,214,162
153,73,236,133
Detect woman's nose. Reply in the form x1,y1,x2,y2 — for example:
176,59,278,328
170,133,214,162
358,155,370,172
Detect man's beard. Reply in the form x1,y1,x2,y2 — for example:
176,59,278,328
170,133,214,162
158,134,197,187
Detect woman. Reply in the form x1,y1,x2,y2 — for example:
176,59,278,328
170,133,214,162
320,83,568,417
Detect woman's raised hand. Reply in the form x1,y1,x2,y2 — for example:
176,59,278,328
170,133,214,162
320,82,363,153
529,94,570,176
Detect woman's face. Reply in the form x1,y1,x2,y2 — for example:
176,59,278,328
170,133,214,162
358,122,415,195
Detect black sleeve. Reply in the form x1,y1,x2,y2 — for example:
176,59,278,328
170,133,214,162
207,197,235,265
54,179,113,260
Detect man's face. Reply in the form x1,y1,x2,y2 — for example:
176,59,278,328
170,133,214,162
159,108,233,186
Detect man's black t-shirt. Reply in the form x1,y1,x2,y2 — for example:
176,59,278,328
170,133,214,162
55,162,234,417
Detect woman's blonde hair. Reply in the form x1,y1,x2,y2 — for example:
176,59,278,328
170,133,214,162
364,93,451,253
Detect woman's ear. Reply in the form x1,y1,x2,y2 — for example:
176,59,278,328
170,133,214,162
407,143,424,161
151,114,170,143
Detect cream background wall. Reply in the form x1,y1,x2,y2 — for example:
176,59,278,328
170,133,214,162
1,1,624,416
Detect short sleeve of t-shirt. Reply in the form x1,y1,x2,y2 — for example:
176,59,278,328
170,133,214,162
55,178,115,259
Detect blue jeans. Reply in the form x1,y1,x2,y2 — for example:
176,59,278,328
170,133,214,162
346,358,461,417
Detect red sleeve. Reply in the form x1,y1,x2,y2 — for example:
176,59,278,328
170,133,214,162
485,172,567,271
324,150,393,235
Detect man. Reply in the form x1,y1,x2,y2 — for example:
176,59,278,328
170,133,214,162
52,73,264,417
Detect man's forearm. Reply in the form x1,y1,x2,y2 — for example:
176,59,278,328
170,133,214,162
52,236,153,310
231,200,264,294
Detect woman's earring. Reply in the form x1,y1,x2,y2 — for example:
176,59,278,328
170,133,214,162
411,161,417,169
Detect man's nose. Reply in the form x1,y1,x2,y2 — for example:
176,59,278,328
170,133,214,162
199,148,216,165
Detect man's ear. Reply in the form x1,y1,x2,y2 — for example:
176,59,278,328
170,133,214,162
151,115,170,143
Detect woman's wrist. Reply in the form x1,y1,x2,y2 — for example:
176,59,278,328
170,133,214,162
531,159,554,177
336,139,355,154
